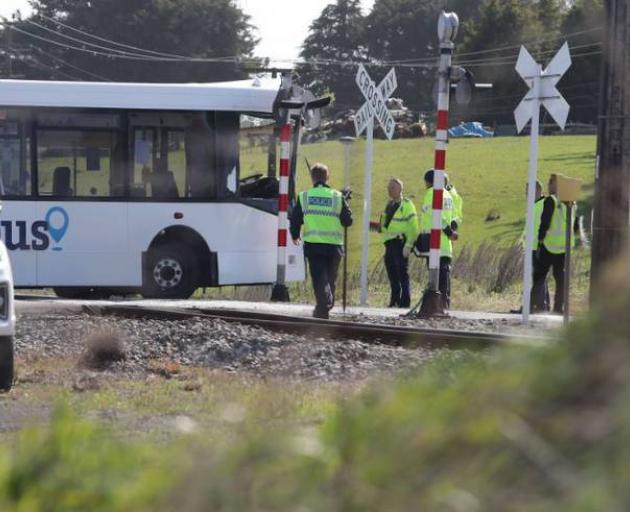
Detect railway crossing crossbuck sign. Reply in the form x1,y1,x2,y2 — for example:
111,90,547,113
354,65,397,140
514,42,572,323
354,65,398,306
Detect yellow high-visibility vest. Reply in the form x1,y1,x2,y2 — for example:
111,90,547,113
299,186,344,245
420,187,454,258
380,198,418,248
543,194,574,254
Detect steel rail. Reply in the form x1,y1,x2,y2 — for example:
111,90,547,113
83,305,549,351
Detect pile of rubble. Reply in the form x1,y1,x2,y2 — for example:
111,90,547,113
309,98,428,142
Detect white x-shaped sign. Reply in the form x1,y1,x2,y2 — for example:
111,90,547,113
514,42,572,133
354,65,398,140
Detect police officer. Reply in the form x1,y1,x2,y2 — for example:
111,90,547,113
379,178,418,308
418,170,455,309
290,163,353,319
531,173,574,314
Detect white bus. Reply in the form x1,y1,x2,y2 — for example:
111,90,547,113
0,77,305,299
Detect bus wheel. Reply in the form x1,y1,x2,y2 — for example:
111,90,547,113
0,336,14,392
143,244,199,300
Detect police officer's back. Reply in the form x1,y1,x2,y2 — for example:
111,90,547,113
290,163,352,319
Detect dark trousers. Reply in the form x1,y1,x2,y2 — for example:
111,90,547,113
307,253,341,318
425,256,452,310
384,239,410,307
530,251,550,312
532,246,565,313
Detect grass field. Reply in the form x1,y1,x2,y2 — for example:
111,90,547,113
299,135,596,265
238,135,597,310
245,134,596,266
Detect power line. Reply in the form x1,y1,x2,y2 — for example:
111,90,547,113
36,13,191,60
30,46,111,81
23,55,83,81
3,22,242,63
387,26,603,64
25,18,170,60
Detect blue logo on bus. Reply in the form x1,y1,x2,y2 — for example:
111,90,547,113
45,207,70,251
0,205,70,252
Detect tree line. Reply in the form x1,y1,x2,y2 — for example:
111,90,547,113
0,0,603,125
0,0,258,84
299,0,603,125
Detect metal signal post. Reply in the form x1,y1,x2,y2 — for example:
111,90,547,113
415,11,459,317
271,121,293,302
514,43,571,323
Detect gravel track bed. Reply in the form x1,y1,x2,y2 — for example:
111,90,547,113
337,313,553,336
15,313,460,382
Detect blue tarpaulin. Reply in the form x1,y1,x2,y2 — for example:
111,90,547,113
448,121,494,138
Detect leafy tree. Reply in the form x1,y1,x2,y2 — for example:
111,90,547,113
558,0,604,123
297,0,367,110
5,0,258,82
365,0,484,114
458,0,564,125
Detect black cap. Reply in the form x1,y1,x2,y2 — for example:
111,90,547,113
424,169,449,186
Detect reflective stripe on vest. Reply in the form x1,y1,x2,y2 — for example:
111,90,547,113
543,195,571,254
300,187,344,245
381,198,417,244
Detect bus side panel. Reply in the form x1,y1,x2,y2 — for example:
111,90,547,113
127,203,305,286
0,201,38,287
35,202,134,287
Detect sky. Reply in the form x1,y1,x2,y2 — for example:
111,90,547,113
0,0,376,60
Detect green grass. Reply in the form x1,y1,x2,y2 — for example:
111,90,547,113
296,135,596,267
238,135,596,310
4,275,630,510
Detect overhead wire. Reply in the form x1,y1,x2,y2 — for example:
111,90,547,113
30,46,112,81
36,13,191,60
23,56,83,81
387,26,603,64
3,22,242,63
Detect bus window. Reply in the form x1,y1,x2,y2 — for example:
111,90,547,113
239,115,278,200
132,128,184,199
0,111,31,197
37,129,122,198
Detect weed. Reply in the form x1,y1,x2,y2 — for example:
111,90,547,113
80,329,127,370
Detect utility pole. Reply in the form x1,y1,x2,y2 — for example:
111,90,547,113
590,0,630,296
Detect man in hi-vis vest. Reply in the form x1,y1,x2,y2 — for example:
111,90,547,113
418,170,456,310
291,163,353,319
513,180,550,313
378,178,418,308
531,173,574,314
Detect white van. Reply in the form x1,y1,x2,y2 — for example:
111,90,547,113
0,238,15,391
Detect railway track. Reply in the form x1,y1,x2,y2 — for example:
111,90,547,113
84,304,548,351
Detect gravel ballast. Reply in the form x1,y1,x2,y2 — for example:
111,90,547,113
15,313,461,382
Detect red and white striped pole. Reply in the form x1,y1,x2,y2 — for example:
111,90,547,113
271,122,292,302
428,41,454,291
418,11,459,316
